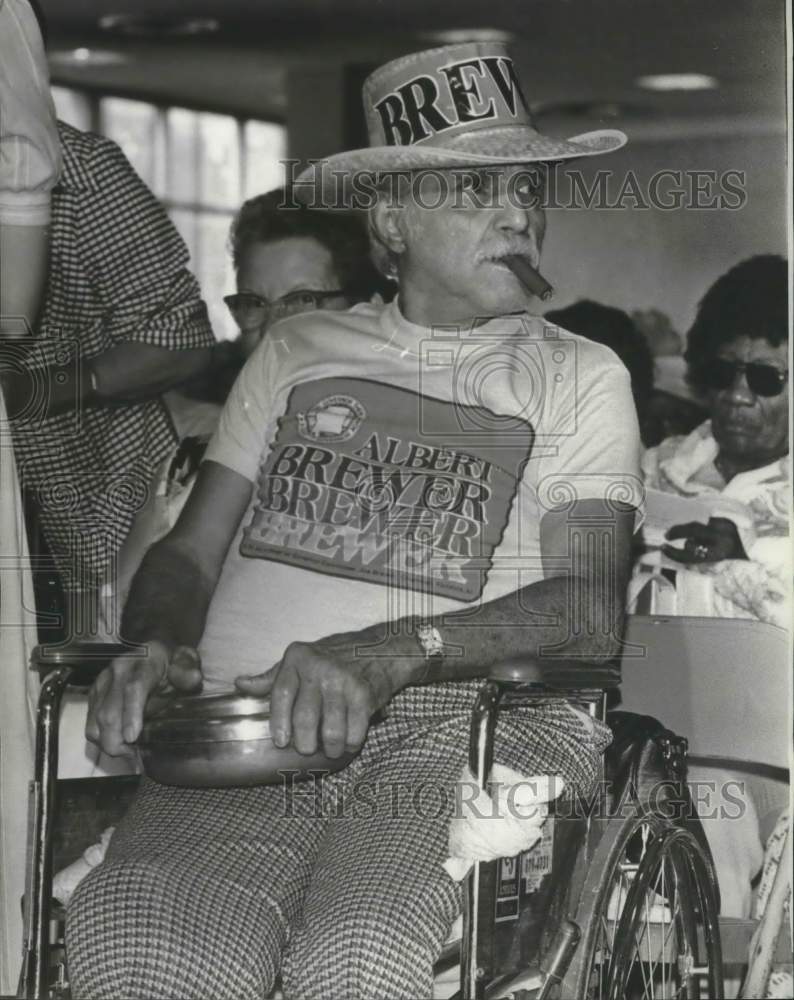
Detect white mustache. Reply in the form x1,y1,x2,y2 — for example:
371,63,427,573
477,246,540,268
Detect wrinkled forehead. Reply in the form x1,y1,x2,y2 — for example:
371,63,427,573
717,334,789,365
236,236,337,296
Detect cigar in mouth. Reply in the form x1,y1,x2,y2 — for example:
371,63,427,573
502,254,554,302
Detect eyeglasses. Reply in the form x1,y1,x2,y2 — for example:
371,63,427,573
700,358,789,398
223,289,345,331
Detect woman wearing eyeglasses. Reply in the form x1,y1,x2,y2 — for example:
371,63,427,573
172,188,394,417
637,254,788,627
109,191,395,620
223,188,394,357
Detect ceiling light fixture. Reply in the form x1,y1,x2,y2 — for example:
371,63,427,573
419,28,516,45
98,14,220,37
49,47,128,68
636,73,718,91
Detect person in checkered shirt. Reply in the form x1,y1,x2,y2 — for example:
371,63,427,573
3,116,215,626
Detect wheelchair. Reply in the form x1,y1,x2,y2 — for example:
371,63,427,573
15,617,789,1000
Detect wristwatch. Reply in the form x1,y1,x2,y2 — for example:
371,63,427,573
416,621,444,669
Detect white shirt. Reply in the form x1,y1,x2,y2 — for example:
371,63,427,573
0,0,61,225
200,300,642,683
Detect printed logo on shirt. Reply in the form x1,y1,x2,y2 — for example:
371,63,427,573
297,394,366,443
240,377,533,601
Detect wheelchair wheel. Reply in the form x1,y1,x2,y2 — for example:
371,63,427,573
561,812,723,999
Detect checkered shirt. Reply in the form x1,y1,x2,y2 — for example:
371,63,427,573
10,121,215,586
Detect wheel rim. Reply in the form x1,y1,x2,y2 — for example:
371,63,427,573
582,820,714,1000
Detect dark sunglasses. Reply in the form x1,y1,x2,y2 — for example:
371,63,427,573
701,358,789,397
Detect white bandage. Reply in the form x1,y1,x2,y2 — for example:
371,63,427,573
443,764,564,882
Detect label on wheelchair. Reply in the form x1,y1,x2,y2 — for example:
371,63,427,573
495,856,521,922
494,820,556,922
521,821,555,892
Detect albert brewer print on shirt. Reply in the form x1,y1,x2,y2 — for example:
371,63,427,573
240,376,534,601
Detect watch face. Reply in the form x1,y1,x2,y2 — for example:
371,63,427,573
417,623,444,658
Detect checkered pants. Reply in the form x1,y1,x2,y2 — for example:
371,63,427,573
66,682,610,1000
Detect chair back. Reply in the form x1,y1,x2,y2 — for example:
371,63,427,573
618,615,790,772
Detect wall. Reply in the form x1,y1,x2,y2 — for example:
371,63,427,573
540,125,788,340
286,87,787,344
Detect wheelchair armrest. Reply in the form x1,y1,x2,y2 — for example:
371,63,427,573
31,642,143,686
489,655,621,691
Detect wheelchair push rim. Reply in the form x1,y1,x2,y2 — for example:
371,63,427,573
561,812,723,1000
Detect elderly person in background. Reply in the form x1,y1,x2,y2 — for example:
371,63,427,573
545,301,706,447
137,190,393,545
226,187,393,359
636,255,788,627
545,300,657,443
180,188,394,416
107,193,393,628
636,255,789,926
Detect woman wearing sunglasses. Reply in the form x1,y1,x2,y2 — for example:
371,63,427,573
638,254,788,626
630,255,789,927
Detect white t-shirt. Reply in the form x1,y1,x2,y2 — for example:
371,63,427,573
200,299,641,683
0,0,61,225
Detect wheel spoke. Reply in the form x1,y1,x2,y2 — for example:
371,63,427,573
635,906,653,999
573,817,722,1000
639,891,656,1000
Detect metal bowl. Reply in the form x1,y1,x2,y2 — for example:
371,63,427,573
138,690,356,788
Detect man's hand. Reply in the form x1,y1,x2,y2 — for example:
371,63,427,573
235,638,408,759
86,642,203,757
663,517,748,565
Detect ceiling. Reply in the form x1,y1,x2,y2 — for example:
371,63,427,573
42,0,787,134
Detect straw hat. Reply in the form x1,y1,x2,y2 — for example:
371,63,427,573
296,42,627,195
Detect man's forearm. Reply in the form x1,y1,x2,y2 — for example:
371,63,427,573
332,572,625,693
418,574,624,684
120,539,214,652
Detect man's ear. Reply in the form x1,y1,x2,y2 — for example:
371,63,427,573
370,199,406,255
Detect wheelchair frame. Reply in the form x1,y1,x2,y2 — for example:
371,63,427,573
16,641,781,1000
456,659,724,1000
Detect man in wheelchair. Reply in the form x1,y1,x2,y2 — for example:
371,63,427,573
68,43,642,999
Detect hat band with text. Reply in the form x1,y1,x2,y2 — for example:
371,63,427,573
370,55,534,147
